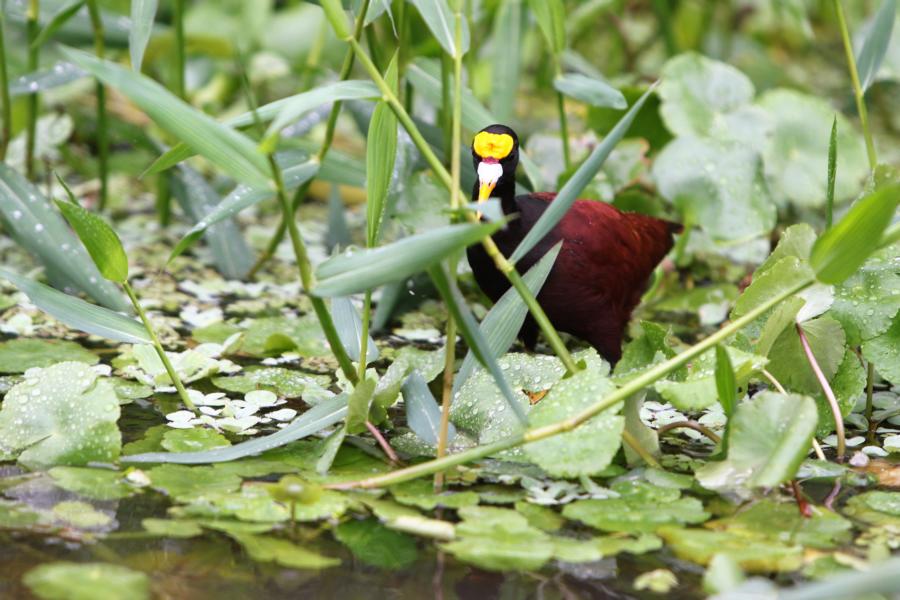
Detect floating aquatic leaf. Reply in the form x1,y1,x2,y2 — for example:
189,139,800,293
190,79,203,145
48,467,137,501
0,338,97,373
24,563,150,600
231,533,340,569
335,518,418,570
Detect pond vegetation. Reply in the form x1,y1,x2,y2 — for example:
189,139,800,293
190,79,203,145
0,0,900,598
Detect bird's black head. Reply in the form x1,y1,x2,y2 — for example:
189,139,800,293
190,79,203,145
472,124,519,205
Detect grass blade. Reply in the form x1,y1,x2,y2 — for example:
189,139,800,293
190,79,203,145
31,0,86,49
332,296,379,364
403,370,457,446
129,0,158,71
122,393,349,464
454,242,561,393
810,182,900,284
429,264,528,426
856,0,897,92
714,345,737,417
314,221,502,297
366,102,398,246
9,62,86,97
826,116,837,230
554,73,626,109
510,83,657,262
526,0,565,55
61,47,271,189
409,0,470,58
0,163,128,311
490,0,523,124
54,199,128,283
0,268,150,344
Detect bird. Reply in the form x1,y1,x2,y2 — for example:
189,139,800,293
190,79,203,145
466,124,681,364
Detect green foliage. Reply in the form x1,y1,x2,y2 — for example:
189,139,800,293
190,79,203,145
0,338,97,372
24,563,150,600
55,199,128,283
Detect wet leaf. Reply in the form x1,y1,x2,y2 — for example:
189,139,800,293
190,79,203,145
0,362,121,469
655,346,766,412
161,429,231,453
211,367,330,398
146,464,242,502
562,489,709,534
48,467,136,501
0,338,97,373
402,370,456,447
55,199,128,283
766,316,846,394
863,313,900,385
658,527,802,573
24,563,150,600
830,242,900,345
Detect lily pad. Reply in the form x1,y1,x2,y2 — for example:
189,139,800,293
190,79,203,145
830,243,900,346
657,526,803,573
141,518,204,538
23,563,150,600
48,467,137,501
390,479,480,511
161,429,232,453
562,484,709,533
239,316,328,357
335,518,418,569
231,533,340,569
176,486,290,522
0,338,98,373
211,366,331,398
707,499,852,550
146,464,242,502
654,346,766,412
0,362,121,469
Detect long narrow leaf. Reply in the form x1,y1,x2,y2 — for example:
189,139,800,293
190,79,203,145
810,182,900,284
714,345,737,417
314,221,502,297
454,242,561,393
554,73,626,109
510,84,657,262
856,0,897,92
146,80,379,176
0,164,129,311
167,160,319,264
129,0,158,71
526,0,565,55
409,0,470,58
826,116,837,230
403,371,456,446
61,47,271,189
122,393,349,464
9,62,86,97
366,58,399,247
169,164,255,280
490,0,523,123
428,264,528,426
0,269,150,344
31,0,86,49
332,296,379,364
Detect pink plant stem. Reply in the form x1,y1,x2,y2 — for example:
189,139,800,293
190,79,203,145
796,323,845,461
366,420,400,464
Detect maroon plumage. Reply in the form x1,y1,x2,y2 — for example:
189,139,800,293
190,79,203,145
467,125,680,363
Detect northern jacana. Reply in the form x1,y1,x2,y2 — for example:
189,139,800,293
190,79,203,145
466,124,681,363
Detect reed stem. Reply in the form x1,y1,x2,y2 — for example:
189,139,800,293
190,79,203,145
86,0,108,210
25,0,40,180
173,0,186,99
0,14,10,161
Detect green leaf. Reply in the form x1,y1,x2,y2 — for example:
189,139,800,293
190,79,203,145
402,370,456,447
563,482,709,533
168,160,318,264
714,345,737,417
335,518,418,570
314,221,501,297
231,533,340,569
345,377,377,434
60,47,270,189
524,351,623,477
129,0,158,71
489,0,523,123
442,505,553,571
554,73,626,109
0,338,97,373
54,199,128,283
862,313,900,385
0,362,121,469
653,136,776,242
526,0,565,55
429,264,527,426
766,316,846,394
655,346,766,412
31,0,87,49
826,116,837,229
24,563,150,600
48,467,137,501
856,0,897,91
320,0,351,39
9,63,87,97
169,164,254,280
830,242,900,344
366,76,398,246
0,164,128,311
810,182,900,284
331,297,379,364
146,464,242,501
695,392,817,494
658,527,802,573
409,0,470,58
161,428,231,453
454,242,561,392
715,499,852,550
211,367,330,398
122,392,349,464
511,84,657,262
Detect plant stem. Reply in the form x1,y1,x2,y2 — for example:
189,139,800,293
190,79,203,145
122,280,196,412
365,420,399,463
86,0,108,210
247,0,372,279
866,361,876,444
357,290,372,382
343,35,579,374
796,322,845,461
267,154,359,384
555,90,571,171
0,14,10,161
327,277,814,489
833,0,877,170
622,429,661,467
25,0,40,180
173,0,186,99
657,420,722,445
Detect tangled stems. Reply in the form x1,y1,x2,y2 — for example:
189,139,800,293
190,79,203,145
327,278,814,490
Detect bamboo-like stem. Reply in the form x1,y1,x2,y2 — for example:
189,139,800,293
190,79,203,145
173,0,186,99
85,0,108,210
267,154,359,384
833,0,877,170
25,0,40,180
122,281,196,412
342,35,579,374
327,278,814,489
247,0,372,279
657,420,722,445
796,322,845,461
0,14,10,161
